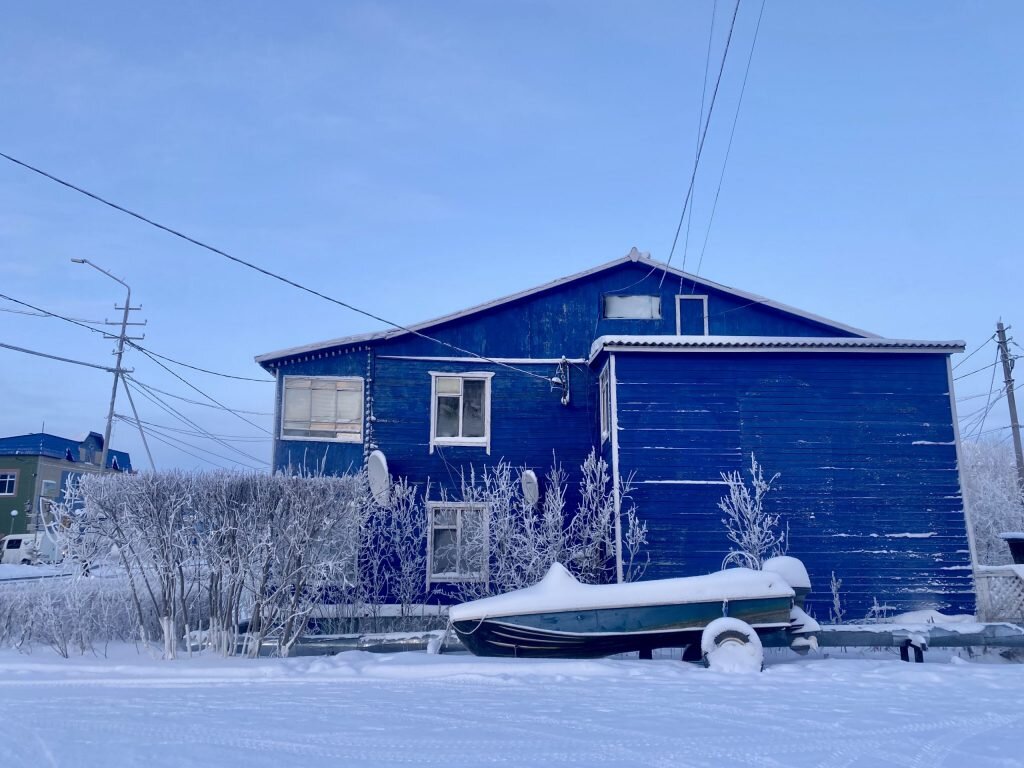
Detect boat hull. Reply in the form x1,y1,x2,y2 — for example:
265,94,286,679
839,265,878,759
453,595,792,658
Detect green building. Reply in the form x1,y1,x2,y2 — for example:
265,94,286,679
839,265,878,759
0,432,132,537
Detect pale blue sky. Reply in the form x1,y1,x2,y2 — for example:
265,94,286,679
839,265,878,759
1,1,1021,469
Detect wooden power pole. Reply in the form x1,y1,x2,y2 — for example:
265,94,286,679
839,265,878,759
995,321,1024,490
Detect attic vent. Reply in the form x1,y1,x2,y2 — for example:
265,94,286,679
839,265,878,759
603,295,661,320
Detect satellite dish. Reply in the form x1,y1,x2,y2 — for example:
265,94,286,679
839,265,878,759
367,450,391,506
521,470,539,508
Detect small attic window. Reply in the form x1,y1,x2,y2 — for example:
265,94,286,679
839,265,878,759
603,295,661,320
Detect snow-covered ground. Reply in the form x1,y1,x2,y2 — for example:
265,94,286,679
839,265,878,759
1,648,1022,767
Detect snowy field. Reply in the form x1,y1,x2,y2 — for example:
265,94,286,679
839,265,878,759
2,648,1023,767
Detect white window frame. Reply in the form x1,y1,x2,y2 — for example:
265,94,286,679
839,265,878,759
280,375,364,443
426,502,489,584
0,470,16,496
603,294,662,320
599,364,611,444
429,371,493,453
675,294,710,335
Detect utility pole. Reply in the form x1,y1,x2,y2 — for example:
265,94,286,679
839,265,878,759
72,259,146,472
995,321,1024,490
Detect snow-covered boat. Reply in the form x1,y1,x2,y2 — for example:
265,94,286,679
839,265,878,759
449,557,815,660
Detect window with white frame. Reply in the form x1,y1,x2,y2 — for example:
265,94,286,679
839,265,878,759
281,376,364,442
676,294,709,335
0,471,15,496
430,372,492,451
427,502,488,582
599,364,611,443
603,294,661,320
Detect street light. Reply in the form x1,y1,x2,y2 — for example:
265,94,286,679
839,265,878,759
8,509,17,536
72,258,131,473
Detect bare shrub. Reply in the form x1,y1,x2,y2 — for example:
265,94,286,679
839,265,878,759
719,453,785,569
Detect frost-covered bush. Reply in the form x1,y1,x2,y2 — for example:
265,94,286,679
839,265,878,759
49,469,369,658
961,440,1024,565
0,576,149,657
443,450,648,603
719,453,785,569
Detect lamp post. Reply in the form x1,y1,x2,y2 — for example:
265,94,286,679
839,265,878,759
71,258,132,473
8,509,17,536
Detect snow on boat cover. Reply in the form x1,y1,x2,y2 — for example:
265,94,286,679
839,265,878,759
448,563,795,623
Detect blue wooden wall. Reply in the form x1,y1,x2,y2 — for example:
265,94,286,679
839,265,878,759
610,350,973,618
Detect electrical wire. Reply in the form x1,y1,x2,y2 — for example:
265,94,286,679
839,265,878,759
114,416,234,470
952,332,997,370
0,340,117,372
127,342,273,383
692,0,766,280
0,305,105,324
662,0,742,279
128,343,271,435
125,377,269,465
115,415,271,442
0,292,107,336
679,0,720,277
0,151,555,386
125,377,273,416
115,414,266,470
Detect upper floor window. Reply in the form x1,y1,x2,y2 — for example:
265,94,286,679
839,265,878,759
676,295,709,335
430,372,493,453
427,502,488,583
0,471,16,496
599,364,611,443
603,294,661,320
281,376,363,443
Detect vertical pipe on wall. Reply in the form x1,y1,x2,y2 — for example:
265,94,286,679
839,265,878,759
609,353,624,583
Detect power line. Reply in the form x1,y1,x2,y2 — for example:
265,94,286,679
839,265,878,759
679,0,719,277
115,414,265,470
128,343,271,435
0,305,105,324
692,0,766,280
954,355,1019,382
115,416,235,471
2,290,269,384
125,377,269,466
0,340,118,373
663,0,742,278
952,332,997,370
117,415,271,442
0,292,107,336
125,376,273,416
0,151,554,385
127,343,274,383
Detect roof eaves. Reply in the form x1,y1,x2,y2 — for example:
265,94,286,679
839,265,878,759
588,335,966,363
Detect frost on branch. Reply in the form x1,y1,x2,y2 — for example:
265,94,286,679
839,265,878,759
961,440,1024,565
718,453,785,570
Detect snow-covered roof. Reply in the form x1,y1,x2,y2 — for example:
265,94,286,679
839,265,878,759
589,335,965,362
255,250,879,367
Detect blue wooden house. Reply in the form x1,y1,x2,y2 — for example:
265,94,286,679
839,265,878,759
255,249,973,617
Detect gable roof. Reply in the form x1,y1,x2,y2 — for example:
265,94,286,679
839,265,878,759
255,250,879,367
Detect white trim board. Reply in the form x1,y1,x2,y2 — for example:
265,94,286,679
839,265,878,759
428,371,493,454
675,294,709,335
255,250,879,366
378,356,586,364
